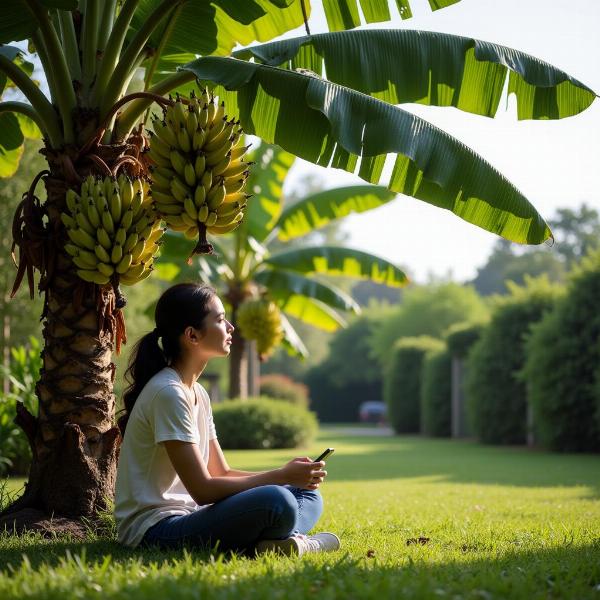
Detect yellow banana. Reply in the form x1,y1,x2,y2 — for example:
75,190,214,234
207,221,242,234
184,226,199,239
111,243,123,264
95,244,111,263
194,154,206,179
147,227,165,244
95,190,108,214
184,163,196,187
194,185,206,208
149,132,172,158
198,105,209,129
123,231,139,253
201,170,212,191
101,207,114,234
181,212,197,228
192,128,206,151
205,142,232,166
68,227,96,251
86,199,101,229
230,143,252,161
207,182,226,210
116,252,133,274
184,196,198,221
120,207,134,231
177,126,191,153
154,120,178,147
206,99,217,124
171,177,190,203
204,120,234,152
186,109,198,139
77,269,110,285
110,187,122,223
73,254,97,270
131,240,147,262
97,227,112,250
156,203,182,215
115,227,127,247
224,176,247,194
66,189,79,213
223,191,248,204
197,204,209,223
152,190,178,205
205,211,218,227
97,262,115,277
169,150,187,176
119,176,134,212
212,152,232,176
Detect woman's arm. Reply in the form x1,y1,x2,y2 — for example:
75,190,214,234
164,440,326,506
207,439,266,477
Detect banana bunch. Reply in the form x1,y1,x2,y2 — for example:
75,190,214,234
147,90,252,253
61,175,164,286
236,298,284,360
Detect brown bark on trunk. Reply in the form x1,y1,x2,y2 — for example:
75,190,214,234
0,141,136,535
228,302,247,399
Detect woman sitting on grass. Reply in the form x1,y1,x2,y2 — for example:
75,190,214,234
114,282,339,556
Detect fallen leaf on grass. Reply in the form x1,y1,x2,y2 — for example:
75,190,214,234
406,537,430,546
366,549,376,558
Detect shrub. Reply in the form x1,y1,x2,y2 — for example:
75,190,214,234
212,396,318,449
465,277,562,445
259,374,309,407
384,336,443,433
421,347,452,437
446,322,486,358
0,337,41,476
523,253,600,452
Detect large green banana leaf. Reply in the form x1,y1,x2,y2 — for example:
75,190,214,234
273,292,347,332
0,1,77,44
244,143,296,243
274,184,395,241
320,0,461,30
279,312,309,358
183,57,552,245
263,246,408,286
0,112,24,177
130,0,307,59
254,268,360,313
235,30,597,120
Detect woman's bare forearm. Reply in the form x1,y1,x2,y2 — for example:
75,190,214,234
193,469,284,505
225,468,268,477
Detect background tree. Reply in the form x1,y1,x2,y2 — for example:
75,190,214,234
369,282,489,367
0,0,595,531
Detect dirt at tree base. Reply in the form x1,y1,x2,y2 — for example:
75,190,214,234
0,508,89,540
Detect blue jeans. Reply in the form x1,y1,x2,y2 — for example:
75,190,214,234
141,485,323,553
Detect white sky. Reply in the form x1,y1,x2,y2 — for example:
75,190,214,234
281,0,600,282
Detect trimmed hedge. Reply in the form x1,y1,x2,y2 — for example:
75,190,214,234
465,277,561,445
421,347,452,437
524,254,600,452
212,396,318,449
259,374,309,408
446,322,486,358
384,336,443,433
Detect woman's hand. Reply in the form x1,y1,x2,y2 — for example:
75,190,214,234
279,457,328,490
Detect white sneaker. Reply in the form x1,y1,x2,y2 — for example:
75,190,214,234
255,532,341,557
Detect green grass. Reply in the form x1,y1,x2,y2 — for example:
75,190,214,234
1,427,600,599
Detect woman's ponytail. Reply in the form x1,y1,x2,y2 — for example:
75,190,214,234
118,329,167,436
117,283,216,436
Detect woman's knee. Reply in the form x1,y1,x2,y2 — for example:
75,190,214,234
257,485,298,529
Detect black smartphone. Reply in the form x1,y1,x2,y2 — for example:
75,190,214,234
314,448,335,462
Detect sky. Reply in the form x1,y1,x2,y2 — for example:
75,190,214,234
279,0,600,282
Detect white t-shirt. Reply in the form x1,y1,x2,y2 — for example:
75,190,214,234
114,367,217,547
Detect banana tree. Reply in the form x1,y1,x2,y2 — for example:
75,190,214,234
157,142,409,398
0,0,596,531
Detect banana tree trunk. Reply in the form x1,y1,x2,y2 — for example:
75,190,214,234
228,302,248,399
0,151,126,537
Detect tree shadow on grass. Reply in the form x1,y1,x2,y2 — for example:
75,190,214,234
1,537,599,599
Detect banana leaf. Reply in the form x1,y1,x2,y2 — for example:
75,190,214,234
274,185,395,241
279,312,309,358
0,112,24,177
264,246,408,286
130,0,306,59
183,56,552,245
235,30,597,120
0,1,77,44
244,143,296,243
254,268,360,313
321,0,460,30
275,292,347,332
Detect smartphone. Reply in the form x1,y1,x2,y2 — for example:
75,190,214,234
313,447,335,462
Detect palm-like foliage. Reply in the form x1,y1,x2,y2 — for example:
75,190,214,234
0,0,596,524
157,143,407,396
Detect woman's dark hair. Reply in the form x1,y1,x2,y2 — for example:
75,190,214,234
117,282,216,436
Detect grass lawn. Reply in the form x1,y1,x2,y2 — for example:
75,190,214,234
1,426,599,599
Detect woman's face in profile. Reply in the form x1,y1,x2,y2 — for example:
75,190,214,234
197,296,234,357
